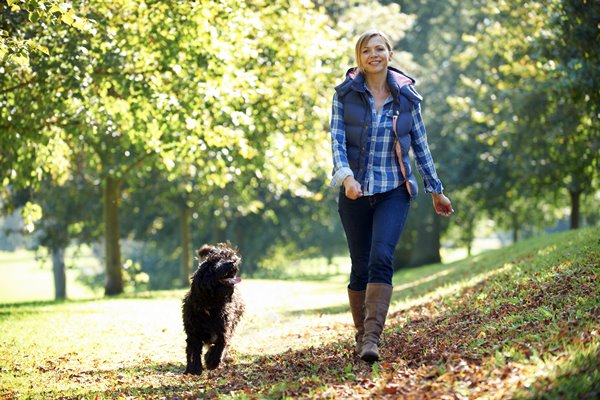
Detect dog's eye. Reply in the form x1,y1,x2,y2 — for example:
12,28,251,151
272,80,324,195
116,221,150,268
224,270,235,278
221,266,234,276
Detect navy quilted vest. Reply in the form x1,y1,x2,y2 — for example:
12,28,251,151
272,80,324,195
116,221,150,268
334,66,421,197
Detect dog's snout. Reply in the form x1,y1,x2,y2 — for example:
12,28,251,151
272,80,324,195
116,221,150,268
220,261,238,273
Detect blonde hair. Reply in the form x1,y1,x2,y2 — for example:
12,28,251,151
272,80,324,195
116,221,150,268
354,30,393,73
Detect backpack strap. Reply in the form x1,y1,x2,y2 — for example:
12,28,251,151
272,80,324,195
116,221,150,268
392,114,413,197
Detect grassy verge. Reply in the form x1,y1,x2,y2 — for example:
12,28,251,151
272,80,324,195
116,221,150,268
0,227,598,399
0,248,100,302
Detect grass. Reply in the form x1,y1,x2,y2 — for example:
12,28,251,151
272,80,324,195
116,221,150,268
0,248,100,302
0,226,598,399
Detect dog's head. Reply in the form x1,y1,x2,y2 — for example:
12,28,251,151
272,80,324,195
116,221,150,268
189,243,242,299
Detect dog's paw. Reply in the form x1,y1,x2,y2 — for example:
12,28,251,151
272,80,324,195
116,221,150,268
184,363,203,375
205,356,222,370
204,347,224,370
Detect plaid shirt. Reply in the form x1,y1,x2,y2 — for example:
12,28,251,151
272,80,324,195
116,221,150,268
329,88,444,196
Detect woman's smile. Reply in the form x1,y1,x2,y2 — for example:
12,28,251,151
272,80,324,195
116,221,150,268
359,35,392,73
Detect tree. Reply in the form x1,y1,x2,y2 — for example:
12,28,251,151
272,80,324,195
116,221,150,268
451,0,600,235
3,0,345,293
534,0,600,228
31,174,100,299
135,0,345,281
0,0,89,194
390,0,487,265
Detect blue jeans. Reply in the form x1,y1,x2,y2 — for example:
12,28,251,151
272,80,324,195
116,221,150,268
338,186,411,291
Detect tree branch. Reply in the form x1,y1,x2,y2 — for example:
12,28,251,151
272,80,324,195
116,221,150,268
0,76,37,95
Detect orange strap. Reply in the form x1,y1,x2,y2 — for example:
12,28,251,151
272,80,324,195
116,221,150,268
392,115,412,197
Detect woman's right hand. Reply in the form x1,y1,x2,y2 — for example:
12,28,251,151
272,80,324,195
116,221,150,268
343,176,363,200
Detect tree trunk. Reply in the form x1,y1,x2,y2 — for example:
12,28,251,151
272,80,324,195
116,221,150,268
512,214,520,243
466,215,475,258
104,176,123,296
569,190,581,229
179,205,192,287
432,214,442,262
51,246,66,300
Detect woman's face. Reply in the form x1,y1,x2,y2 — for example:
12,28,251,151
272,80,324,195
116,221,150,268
359,35,392,75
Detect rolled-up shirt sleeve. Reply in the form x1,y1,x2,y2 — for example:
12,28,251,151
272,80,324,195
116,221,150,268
329,92,353,187
410,103,444,193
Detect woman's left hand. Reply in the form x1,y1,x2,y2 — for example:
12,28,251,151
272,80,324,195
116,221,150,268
432,193,454,217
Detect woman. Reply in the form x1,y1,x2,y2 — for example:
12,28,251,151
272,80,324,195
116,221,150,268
330,30,453,362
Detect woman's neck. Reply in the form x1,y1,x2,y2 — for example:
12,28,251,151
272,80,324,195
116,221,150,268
364,70,388,94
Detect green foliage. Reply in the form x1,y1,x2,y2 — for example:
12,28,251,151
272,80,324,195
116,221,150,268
2,0,599,294
395,0,599,248
325,0,418,70
449,0,600,232
1,0,347,294
19,201,41,233
386,0,488,263
121,258,149,292
0,0,92,67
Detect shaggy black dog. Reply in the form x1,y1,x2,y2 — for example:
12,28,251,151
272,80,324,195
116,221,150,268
182,243,245,375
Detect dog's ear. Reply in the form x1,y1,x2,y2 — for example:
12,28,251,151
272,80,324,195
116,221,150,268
197,245,215,259
191,261,216,296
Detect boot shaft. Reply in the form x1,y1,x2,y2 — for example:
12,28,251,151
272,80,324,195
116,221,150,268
362,283,393,344
347,288,366,331
360,283,393,362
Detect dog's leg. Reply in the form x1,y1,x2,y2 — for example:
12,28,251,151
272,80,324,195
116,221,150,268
185,338,203,375
204,335,226,370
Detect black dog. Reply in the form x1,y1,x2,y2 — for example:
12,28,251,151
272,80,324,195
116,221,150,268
182,243,245,375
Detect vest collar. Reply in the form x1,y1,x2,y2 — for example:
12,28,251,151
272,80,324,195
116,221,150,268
335,66,418,103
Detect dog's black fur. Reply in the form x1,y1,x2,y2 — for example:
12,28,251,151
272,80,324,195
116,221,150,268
182,243,245,375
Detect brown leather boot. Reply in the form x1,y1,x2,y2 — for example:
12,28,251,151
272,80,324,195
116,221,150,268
360,283,393,362
348,288,366,354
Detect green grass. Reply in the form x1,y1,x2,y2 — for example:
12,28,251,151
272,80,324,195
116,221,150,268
0,248,100,302
0,227,598,399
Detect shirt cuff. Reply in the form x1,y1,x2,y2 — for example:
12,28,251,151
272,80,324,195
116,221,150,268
330,167,354,188
425,182,444,194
